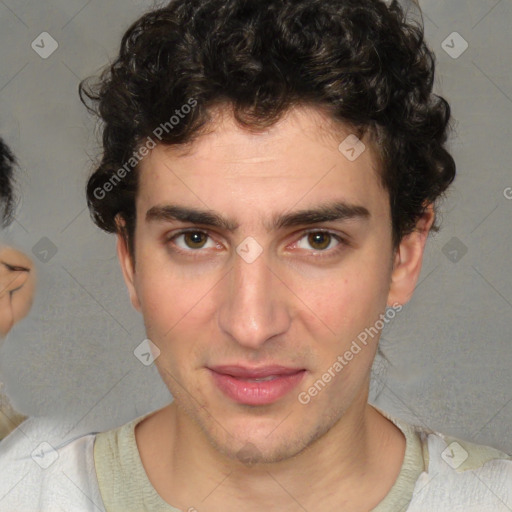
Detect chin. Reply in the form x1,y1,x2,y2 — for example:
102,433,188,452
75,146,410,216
200,413,331,466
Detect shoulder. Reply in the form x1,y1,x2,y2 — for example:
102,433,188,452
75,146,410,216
375,407,512,510
0,418,105,512
408,425,512,511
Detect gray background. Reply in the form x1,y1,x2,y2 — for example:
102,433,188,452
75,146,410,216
0,0,511,453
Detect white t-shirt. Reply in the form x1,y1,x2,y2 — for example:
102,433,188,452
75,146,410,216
1,408,511,511
0,417,103,512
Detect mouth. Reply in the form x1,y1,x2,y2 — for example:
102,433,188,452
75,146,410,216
208,365,306,406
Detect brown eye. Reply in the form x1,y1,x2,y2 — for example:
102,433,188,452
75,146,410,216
307,232,332,250
168,230,217,255
295,231,343,254
183,232,208,249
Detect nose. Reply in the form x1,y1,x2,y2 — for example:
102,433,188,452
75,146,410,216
217,248,291,350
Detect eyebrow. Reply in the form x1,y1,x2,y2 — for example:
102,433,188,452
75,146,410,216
145,201,370,232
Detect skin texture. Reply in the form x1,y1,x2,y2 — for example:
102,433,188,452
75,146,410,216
117,105,434,511
0,246,35,339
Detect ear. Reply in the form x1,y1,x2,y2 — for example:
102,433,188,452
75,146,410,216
116,219,141,312
387,203,435,307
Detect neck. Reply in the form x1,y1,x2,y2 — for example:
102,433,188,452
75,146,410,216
136,387,405,512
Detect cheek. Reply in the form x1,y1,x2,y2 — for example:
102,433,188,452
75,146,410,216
294,255,392,343
295,262,390,401
135,243,178,317
137,274,185,337
134,257,217,346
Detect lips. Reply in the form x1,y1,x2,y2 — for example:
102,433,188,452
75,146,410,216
208,365,306,405
210,365,302,379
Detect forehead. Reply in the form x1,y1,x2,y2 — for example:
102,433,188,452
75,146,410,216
136,105,387,220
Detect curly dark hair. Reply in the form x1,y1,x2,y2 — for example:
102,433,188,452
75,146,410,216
0,137,16,227
80,0,456,255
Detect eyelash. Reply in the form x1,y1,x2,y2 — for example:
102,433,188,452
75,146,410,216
165,228,348,259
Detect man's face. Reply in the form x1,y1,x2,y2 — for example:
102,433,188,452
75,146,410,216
121,106,409,463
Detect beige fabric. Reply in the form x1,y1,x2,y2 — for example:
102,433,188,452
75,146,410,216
371,407,428,512
94,411,180,512
0,383,27,441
